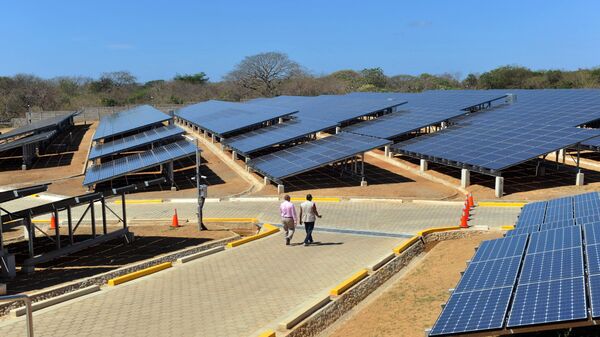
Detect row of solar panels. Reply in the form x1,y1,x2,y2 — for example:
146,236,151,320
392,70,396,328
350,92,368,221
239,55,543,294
394,90,600,174
430,192,600,335
0,112,77,155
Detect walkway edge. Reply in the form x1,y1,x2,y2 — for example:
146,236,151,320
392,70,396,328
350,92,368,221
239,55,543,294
329,269,369,296
11,285,100,317
107,262,172,286
226,223,279,248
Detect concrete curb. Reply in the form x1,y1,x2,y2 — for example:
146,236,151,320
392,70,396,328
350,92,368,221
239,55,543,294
107,262,172,286
176,246,224,264
228,197,279,202
277,292,331,331
11,285,100,317
329,269,369,297
366,252,396,272
411,199,464,206
478,201,526,207
226,223,279,248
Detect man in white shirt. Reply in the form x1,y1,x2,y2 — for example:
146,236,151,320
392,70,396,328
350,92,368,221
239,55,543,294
299,194,322,246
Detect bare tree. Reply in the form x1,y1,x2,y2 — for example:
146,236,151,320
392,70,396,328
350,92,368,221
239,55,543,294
225,52,303,96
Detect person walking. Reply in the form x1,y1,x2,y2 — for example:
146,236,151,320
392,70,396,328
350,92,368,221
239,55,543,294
299,194,322,246
280,194,298,245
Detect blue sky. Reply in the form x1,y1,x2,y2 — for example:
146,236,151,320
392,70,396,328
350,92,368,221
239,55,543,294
1,0,599,82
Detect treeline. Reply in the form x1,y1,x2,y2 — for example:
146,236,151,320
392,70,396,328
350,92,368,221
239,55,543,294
1,51,599,120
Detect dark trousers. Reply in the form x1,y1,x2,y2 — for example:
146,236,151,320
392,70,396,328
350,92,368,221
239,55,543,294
304,222,315,243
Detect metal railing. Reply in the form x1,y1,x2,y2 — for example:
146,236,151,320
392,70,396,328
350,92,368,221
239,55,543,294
0,294,34,337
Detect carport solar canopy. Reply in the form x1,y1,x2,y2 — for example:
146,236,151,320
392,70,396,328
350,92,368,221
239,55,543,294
222,117,338,156
393,120,600,174
93,105,170,141
0,130,56,153
88,125,184,160
248,95,407,124
248,132,391,182
0,112,75,141
83,140,197,186
175,100,298,137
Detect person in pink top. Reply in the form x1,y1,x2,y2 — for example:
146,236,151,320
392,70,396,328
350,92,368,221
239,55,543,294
280,194,298,245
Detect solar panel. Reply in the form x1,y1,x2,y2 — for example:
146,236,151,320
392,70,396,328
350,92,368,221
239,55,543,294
527,226,582,254
83,140,197,186
393,120,600,173
506,225,539,236
88,125,184,160
585,243,600,275
584,222,600,245
93,105,170,141
175,100,298,137
471,234,528,262
454,256,521,293
222,117,338,156
574,192,600,218
247,132,391,182
519,247,584,284
576,214,600,226
544,196,574,223
0,112,76,141
507,277,587,327
250,95,406,124
429,287,513,335
515,202,547,227
539,219,577,231
589,275,600,318
0,130,56,153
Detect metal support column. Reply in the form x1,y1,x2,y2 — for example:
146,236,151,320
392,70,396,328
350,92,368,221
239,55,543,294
121,194,127,229
53,210,60,249
196,142,208,231
90,201,96,238
576,144,581,169
101,198,107,235
26,216,34,258
67,206,74,244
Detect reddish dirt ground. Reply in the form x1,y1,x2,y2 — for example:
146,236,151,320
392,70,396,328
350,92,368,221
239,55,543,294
325,231,503,337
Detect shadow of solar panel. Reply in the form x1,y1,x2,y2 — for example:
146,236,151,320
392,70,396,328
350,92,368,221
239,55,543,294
527,227,582,254
455,256,521,293
429,287,513,336
471,235,528,263
247,132,391,181
88,125,184,160
93,105,170,141
519,247,584,284
507,277,587,328
83,140,197,185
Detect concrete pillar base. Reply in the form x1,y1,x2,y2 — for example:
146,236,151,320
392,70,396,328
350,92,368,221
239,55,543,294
420,159,428,172
232,151,237,161
21,164,27,170
361,180,368,187
263,176,269,185
278,117,284,123
441,121,448,129
384,145,390,157
577,172,585,186
335,127,341,134
277,184,285,194
461,169,470,188
211,135,215,143
495,176,504,198
170,186,177,191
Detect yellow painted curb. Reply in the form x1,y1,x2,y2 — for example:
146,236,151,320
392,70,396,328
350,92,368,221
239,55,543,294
290,197,340,202
478,202,527,207
330,269,369,296
392,236,420,255
501,225,515,230
32,219,51,223
226,224,279,248
204,217,258,223
114,199,163,204
417,226,463,237
257,331,276,337
107,262,172,286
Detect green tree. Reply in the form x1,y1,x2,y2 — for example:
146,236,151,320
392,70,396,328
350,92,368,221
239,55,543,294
173,72,209,85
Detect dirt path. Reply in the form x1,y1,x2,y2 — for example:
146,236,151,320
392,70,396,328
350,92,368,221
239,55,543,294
324,231,503,337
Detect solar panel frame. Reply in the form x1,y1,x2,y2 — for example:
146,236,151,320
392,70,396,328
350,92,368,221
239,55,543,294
83,140,198,186
527,226,582,254
454,256,521,293
0,130,57,153
88,125,185,160
92,105,171,141
0,112,76,141
519,247,584,284
247,132,391,183
471,234,528,262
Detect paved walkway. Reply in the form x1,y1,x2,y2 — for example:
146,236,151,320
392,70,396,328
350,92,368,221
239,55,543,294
0,232,400,337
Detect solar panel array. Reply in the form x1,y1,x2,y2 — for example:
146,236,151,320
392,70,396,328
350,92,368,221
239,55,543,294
88,125,184,160
175,100,298,137
93,105,170,141
431,192,600,336
247,132,391,182
83,140,197,186
0,130,56,153
222,117,338,156
0,112,76,141
394,120,600,173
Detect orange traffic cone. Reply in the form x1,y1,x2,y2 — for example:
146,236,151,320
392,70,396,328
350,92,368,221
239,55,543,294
467,193,474,208
460,214,469,228
171,209,181,228
50,214,57,230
